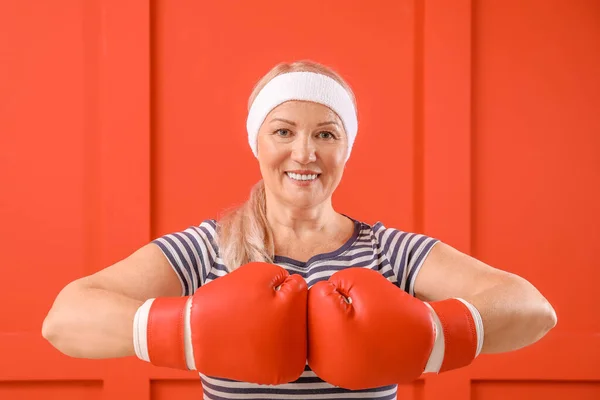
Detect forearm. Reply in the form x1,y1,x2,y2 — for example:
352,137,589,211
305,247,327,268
463,275,557,354
42,282,142,359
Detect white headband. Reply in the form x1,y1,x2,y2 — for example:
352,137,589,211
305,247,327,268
246,71,358,162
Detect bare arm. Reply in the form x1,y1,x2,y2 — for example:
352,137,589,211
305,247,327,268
414,242,557,354
42,243,182,359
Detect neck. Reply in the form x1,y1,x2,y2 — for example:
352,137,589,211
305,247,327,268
265,194,339,239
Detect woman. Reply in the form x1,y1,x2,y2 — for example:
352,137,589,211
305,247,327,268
42,60,557,399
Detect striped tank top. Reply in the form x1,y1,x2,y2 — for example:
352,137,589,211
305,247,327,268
152,215,439,400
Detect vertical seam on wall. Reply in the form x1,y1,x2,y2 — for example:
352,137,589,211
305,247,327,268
83,0,100,275
149,0,157,240
413,0,425,234
470,0,477,256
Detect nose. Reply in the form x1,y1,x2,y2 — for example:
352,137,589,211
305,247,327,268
291,135,317,164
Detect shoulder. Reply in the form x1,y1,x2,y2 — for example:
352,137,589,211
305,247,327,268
151,219,220,295
152,218,219,252
357,219,440,258
354,219,415,243
192,219,219,242
361,220,440,294
341,218,398,242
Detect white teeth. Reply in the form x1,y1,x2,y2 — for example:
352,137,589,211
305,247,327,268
286,172,318,181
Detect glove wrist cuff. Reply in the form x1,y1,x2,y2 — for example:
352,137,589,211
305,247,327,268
455,298,484,357
424,298,484,373
133,296,194,370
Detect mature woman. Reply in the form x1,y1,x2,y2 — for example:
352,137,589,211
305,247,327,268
42,60,557,400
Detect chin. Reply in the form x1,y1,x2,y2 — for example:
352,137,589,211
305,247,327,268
283,194,321,209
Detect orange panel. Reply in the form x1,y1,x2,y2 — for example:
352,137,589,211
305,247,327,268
472,380,600,400
396,380,425,400
1,0,150,398
472,0,600,334
470,0,600,395
151,0,419,235
0,0,87,333
0,381,102,400
150,380,203,400
422,0,473,252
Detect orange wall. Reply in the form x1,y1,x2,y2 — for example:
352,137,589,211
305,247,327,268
1,1,598,399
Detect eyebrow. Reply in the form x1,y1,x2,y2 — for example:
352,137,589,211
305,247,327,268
269,118,340,127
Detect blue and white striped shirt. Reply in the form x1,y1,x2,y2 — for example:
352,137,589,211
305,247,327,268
153,216,439,400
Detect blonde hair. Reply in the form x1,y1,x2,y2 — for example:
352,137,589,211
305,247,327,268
216,60,357,271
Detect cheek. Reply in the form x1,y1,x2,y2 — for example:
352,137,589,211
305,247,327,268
325,138,348,160
323,146,347,170
257,136,274,162
257,139,286,172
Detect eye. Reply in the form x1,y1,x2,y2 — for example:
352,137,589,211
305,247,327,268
274,128,291,137
318,131,335,139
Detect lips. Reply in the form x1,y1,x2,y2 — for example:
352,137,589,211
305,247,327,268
284,171,320,186
286,170,321,175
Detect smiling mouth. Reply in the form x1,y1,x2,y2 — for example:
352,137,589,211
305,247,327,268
285,172,321,182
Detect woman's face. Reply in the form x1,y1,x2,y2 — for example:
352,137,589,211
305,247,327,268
256,100,348,210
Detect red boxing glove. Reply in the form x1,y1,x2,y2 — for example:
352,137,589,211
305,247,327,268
134,262,308,385
307,268,483,390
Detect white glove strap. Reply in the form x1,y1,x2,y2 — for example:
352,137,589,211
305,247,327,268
423,298,485,374
456,298,485,357
133,298,154,362
423,302,445,373
183,297,196,370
